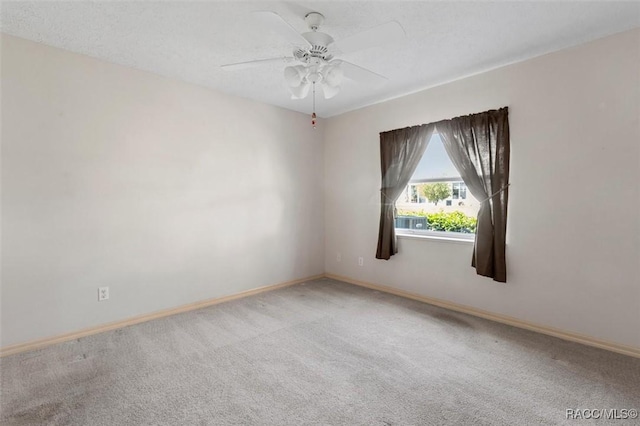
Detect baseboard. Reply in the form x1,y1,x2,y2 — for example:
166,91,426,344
326,273,640,359
5,272,638,359
0,274,324,357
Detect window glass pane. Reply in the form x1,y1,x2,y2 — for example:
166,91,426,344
411,134,459,181
396,134,479,234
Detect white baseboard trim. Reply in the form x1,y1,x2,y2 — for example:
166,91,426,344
326,273,640,359
0,274,324,357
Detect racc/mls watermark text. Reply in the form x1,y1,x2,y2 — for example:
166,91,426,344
566,409,638,420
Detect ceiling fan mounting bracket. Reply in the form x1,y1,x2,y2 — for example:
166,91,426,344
304,12,325,31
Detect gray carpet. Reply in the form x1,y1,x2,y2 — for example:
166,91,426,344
1,278,639,425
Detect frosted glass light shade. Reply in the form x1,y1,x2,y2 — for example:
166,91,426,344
289,82,311,99
284,65,306,87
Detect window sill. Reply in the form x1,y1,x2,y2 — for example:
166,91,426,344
396,231,474,244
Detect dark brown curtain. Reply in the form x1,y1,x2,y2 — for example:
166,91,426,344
436,107,510,282
376,123,436,260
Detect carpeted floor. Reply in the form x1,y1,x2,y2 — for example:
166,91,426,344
1,278,639,425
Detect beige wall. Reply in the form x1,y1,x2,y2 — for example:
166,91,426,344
324,29,640,348
2,28,639,351
1,35,325,347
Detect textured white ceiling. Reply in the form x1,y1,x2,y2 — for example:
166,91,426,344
2,1,639,117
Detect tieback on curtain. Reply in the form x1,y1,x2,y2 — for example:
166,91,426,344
380,189,396,205
479,184,510,204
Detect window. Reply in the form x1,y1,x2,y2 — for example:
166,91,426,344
395,134,479,239
452,182,467,200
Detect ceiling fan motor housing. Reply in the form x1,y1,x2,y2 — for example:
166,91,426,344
292,13,334,66
297,31,334,63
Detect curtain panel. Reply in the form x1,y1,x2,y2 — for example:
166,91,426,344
437,107,510,282
375,107,510,283
375,123,436,260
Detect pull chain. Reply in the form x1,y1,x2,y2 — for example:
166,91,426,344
311,82,317,129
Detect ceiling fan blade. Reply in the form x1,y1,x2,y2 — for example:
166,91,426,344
220,56,294,71
333,60,388,85
252,11,311,47
331,21,405,54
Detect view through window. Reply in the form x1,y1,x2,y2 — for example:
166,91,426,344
395,134,479,236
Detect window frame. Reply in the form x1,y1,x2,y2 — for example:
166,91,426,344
396,228,475,243
394,207,476,240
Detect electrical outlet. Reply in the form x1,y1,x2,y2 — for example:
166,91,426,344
98,286,109,301
358,257,364,266
337,252,342,262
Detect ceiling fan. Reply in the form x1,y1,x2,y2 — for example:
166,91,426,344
220,11,406,102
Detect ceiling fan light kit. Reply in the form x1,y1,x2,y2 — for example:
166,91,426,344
221,10,406,126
